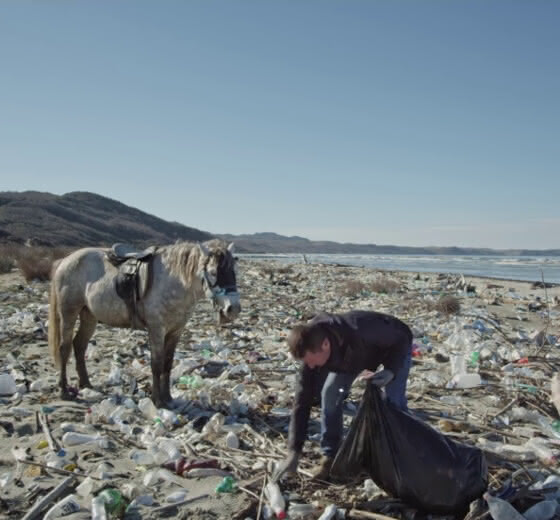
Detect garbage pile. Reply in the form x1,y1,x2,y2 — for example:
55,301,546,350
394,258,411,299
0,260,559,519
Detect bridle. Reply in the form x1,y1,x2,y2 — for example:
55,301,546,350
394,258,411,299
201,257,238,309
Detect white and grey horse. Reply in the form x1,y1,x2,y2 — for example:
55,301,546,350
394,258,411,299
48,239,240,407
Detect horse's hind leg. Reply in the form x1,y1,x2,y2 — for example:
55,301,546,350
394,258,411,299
59,311,79,399
160,330,181,406
148,327,166,408
73,308,97,389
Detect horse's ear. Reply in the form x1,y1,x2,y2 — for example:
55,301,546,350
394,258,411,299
227,242,235,253
198,242,210,257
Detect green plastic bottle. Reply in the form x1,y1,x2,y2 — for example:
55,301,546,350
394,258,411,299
216,476,236,493
470,351,480,367
99,488,126,517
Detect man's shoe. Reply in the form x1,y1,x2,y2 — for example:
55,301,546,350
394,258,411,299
310,455,334,481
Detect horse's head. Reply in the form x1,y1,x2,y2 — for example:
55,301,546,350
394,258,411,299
198,240,241,324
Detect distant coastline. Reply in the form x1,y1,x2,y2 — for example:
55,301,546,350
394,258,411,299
239,252,560,285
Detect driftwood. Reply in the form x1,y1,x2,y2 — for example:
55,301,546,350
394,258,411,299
21,475,76,520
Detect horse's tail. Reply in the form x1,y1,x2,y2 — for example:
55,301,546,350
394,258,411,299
48,261,62,370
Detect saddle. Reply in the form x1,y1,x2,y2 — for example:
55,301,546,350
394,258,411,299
107,243,157,329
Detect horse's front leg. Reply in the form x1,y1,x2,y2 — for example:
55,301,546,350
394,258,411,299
148,327,166,408
160,330,181,406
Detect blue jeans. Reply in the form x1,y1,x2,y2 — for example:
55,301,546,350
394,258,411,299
320,347,412,457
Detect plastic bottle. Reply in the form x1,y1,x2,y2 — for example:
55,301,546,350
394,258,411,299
264,481,286,519
98,488,126,517
287,503,317,518
129,449,155,466
552,373,560,415
525,438,557,465
363,478,379,499
225,431,239,449
484,492,525,520
165,490,188,503
138,397,158,420
43,494,81,519
62,432,109,448
216,476,236,493
76,476,95,498
91,496,108,520
452,373,482,389
0,374,16,395
318,504,337,520
523,500,557,520
157,439,182,462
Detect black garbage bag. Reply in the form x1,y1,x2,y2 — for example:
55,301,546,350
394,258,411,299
330,384,488,515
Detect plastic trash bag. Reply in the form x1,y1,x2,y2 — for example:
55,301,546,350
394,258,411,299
330,383,488,514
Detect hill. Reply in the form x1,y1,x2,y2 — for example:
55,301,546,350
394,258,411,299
1,191,558,255
0,191,212,247
219,232,560,256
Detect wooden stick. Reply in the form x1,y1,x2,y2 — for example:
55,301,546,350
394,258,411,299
349,509,399,520
490,397,517,420
38,411,60,453
256,475,266,520
21,476,76,520
16,459,102,480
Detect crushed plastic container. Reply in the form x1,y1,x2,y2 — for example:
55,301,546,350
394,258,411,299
523,500,557,520
484,492,525,520
43,494,81,519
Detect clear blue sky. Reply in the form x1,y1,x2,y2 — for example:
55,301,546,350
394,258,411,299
1,1,558,249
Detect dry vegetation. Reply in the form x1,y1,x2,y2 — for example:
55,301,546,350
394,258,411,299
341,276,401,297
0,244,72,282
431,294,461,315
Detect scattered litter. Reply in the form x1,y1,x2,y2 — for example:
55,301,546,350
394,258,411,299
0,260,559,518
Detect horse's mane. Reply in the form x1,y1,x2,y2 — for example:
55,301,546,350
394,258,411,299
161,239,228,287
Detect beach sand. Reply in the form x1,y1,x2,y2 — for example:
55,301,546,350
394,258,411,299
1,260,559,518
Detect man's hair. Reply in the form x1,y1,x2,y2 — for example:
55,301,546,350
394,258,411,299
287,323,327,359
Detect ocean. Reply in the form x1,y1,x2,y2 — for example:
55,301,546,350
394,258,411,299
239,254,560,284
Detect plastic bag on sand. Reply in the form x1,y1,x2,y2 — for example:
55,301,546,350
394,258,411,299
330,384,488,515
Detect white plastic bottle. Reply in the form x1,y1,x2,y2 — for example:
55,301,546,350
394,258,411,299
287,503,317,518
318,504,338,520
129,449,155,466
551,373,560,415
157,439,182,462
265,481,286,519
484,492,525,520
91,496,108,520
138,397,158,420
62,431,109,449
525,438,557,465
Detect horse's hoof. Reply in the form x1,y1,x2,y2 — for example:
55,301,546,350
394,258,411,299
79,381,93,390
60,390,76,401
153,398,173,409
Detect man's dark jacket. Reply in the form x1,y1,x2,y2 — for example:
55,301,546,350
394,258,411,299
288,310,413,452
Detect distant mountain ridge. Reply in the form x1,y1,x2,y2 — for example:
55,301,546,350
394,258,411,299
0,191,212,247
220,232,560,256
0,191,558,255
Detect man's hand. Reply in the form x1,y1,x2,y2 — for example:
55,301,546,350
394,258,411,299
360,368,394,387
272,450,300,482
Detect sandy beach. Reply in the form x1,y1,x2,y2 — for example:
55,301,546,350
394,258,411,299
1,259,560,519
